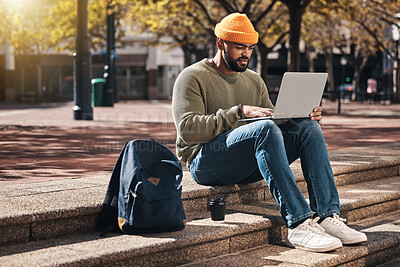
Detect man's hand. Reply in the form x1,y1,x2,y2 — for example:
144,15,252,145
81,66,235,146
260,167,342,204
310,106,323,125
242,105,274,119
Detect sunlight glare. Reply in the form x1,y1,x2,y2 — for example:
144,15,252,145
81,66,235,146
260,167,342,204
3,0,28,9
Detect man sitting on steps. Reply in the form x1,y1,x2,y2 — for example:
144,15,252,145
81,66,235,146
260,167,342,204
171,12,367,253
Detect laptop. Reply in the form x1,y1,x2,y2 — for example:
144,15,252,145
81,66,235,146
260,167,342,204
240,72,328,121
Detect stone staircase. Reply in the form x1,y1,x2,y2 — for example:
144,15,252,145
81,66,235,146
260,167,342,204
0,143,399,266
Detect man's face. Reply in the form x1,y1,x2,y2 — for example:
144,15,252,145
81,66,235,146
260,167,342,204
222,40,256,72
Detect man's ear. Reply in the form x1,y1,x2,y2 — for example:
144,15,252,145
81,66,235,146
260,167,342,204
216,38,224,51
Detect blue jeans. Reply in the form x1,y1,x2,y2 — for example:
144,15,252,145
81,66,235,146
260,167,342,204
188,119,340,228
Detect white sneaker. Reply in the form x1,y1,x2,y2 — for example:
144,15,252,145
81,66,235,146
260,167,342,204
319,214,367,245
286,217,343,252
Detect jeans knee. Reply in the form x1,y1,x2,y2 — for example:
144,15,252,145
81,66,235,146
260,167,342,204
253,120,283,145
253,119,280,133
293,119,325,145
305,120,323,138
288,119,320,134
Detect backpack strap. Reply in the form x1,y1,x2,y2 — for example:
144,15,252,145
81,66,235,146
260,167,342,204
160,159,182,171
96,142,128,236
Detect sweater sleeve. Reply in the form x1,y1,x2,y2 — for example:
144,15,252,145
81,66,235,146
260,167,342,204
259,78,275,109
172,70,239,146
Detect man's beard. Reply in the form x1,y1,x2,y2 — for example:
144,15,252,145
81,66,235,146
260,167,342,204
223,49,249,72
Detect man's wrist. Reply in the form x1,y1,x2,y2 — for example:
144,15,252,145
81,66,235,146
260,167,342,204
237,104,244,118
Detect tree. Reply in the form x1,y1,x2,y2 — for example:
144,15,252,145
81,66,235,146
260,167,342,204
4,0,127,97
302,4,341,92
8,1,51,57
337,28,377,101
303,0,382,100
336,0,400,99
128,0,289,80
279,0,312,71
0,3,10,44
127,0,211,66
190,0,290,80
6,0,54,96
46,0,127,53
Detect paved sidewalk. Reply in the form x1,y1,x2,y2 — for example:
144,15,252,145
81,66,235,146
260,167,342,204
0,99,399,185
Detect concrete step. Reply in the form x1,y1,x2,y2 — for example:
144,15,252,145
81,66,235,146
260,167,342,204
375,258,400,267
179,210,400,267
226,175,400,244
0,174,399,266
0,143,399,246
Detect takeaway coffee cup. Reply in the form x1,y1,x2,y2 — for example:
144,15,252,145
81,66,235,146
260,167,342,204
209,198,226,221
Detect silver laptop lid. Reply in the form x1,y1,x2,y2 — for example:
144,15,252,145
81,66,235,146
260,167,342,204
273,72,328,119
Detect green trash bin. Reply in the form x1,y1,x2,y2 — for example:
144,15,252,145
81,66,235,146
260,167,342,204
91,78,106,106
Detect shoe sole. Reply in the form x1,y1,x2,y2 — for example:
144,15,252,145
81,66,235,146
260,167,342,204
341,235,368,245
286,238,342,253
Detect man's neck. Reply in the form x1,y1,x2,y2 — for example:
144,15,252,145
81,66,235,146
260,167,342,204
210,53,236,74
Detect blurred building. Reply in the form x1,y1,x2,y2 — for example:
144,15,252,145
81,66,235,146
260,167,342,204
0,0,184,103
0,36,184,103
0,1,396,103
92,34,184,101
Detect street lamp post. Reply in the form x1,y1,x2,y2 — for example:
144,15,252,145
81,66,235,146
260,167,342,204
384,13,400,103
338,56,347,114
394,39,399,102
73,0,93,120
103,2,116,106
394,13,400,102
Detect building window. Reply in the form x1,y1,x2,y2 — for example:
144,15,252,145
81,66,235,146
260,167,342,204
42,66,60,97
61,66,73,99
129,66,146,98
116,66,128,96
158,66,180,99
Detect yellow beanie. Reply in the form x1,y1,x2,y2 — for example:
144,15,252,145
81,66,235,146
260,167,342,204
215,13,259,44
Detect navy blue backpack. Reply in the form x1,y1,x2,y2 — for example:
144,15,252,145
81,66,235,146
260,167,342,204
96,139,186,235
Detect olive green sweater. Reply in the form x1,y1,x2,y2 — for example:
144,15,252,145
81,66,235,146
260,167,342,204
172,58,274,164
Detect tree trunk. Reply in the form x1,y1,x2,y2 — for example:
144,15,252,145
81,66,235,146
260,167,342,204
256,42,270,82
392,40,399,100
280,0,311,71
182,46,193,67
348,45,370,101
353,68,360,101
355,54,369,101
324,47,335,97
305,46,316,72
287,8,302,71
38,63,42,97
